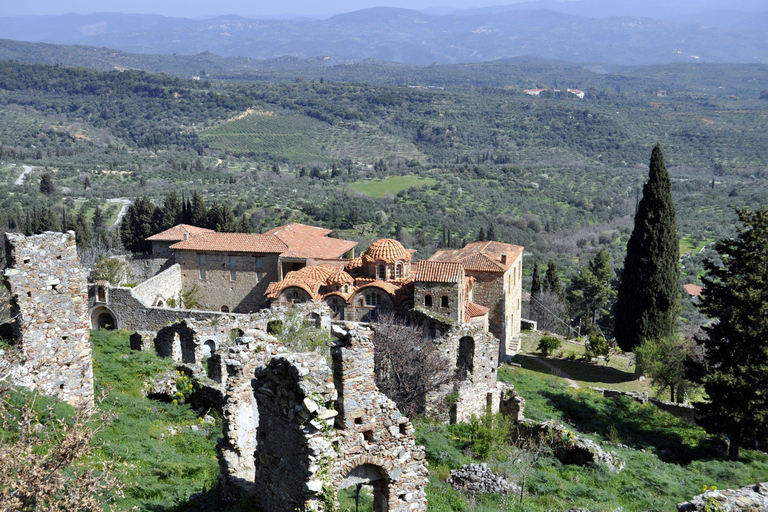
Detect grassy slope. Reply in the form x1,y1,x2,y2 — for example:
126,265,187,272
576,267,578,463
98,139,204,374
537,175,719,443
350,175,437,198
89,329,768,511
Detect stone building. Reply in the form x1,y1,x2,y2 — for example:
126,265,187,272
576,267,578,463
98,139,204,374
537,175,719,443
266,238,416,322
429,241,524,356
218,327,429,512
146,224,214,259
2,231,94,407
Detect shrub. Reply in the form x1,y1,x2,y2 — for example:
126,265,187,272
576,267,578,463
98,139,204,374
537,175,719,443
537,334,562,357
585,335,610,362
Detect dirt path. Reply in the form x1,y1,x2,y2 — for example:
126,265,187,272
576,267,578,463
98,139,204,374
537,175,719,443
14,165,33,186
530,356,580,388
107,198,131,229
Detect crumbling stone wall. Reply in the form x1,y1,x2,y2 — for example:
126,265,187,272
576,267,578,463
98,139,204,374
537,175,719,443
2,231,94,407
128,263,183,307
216,327,428,511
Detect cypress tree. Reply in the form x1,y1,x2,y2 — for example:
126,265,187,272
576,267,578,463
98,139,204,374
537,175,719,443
530,263,542,297
614,144,679,352
543,261,563,298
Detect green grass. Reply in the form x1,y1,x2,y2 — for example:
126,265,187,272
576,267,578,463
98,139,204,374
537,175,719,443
91,329,226,511
350,175,436,198
679,235,715,255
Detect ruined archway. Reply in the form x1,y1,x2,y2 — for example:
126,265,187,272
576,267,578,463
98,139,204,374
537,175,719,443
457,336,475,378
203,339,216,358
339,464,390,512
90,306,117,330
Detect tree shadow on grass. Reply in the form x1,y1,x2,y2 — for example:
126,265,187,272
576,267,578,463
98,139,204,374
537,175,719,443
514,353,636,384
539,390,724,465
140,490,256,512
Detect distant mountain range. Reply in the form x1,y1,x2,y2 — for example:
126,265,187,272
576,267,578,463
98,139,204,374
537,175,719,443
0,6,766,66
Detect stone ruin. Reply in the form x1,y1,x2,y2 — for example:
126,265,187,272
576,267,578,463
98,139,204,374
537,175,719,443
217,327,429,511
678,482,768,511
1,231,94,407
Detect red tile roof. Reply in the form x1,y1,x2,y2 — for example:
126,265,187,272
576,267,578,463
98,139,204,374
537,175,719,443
145,224,214,242
265,223,357,259
466,302,489,320
169,233,288,254
684,284,703,297
429,241,523,273
362,239,413,264
415,260,463,283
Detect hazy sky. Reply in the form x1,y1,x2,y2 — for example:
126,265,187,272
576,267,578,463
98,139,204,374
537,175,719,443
1,0,530,18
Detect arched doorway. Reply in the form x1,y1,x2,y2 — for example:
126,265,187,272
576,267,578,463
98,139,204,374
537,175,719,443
339,464,390,512
90,306,117,330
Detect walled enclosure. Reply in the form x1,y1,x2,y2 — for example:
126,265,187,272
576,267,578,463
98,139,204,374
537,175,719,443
218,327,429,512
2,231,94,407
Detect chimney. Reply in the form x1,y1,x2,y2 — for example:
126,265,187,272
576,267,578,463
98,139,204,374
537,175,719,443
501,253,507,265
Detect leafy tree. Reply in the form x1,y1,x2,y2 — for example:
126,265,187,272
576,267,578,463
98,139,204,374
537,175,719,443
74,211,92,248
614,144,680,353
537,334,562,357
688,207,768,460
530,262,542,297
92,207,105,230
637,332,701,403
39,173,54,196
90,256,127,285
543,261,563,298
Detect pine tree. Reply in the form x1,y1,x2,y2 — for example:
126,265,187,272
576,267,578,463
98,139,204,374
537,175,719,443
39,173,54,196
530,263,542,297
688,207,768,460
614,144,679,352
487,223,496,241
120,197,157,253
189,192,207,228
477,227,486,242
238,214,252,233
543,261,563,298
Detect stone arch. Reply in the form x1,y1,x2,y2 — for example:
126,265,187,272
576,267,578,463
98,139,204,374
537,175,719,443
282,286,312,304
90,306,117,330
202,339,216,358
325,294,347,320
353,286,394,322
221,305,230,313
424,294,432,307
339,464,390,512
307,312,321,328
457,336,475,377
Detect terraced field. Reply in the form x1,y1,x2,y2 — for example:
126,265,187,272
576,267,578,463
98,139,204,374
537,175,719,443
350,175,436,198
200,111,424,163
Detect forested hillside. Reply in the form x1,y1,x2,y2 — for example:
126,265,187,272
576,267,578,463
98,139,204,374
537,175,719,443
1,57,767,324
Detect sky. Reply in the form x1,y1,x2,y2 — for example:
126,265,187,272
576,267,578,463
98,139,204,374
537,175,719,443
0,0,532,18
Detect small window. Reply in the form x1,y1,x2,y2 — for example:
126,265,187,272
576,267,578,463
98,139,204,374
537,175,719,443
441,296,449,308
255,256,263,269
221,306,229,313
395,263,402,279
229,255,237,268
378,264,386,280
199,268,206,279
198,254,205,266
425,294,432,307
230,269,236,281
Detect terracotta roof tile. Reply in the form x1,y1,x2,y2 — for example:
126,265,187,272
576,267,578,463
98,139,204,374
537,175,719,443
362,239,412,264
415,260,463,283
466,302,489,320
265,223,357,259
169,233,288,253
429,241,523,273
684,283,703,297
146,224,214,242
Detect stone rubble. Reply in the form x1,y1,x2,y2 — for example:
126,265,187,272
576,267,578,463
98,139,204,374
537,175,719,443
678,482,768,511
448,463,520,496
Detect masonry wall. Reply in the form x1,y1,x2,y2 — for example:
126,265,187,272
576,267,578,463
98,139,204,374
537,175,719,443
468,271,505,344
175,251,280,313
414,281,464,322
127,254,174,283
130,264,183,307
504,253,523,354
2,231,94,407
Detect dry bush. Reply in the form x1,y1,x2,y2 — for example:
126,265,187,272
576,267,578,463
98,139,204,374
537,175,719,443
0,364,123,512
372,313,454,418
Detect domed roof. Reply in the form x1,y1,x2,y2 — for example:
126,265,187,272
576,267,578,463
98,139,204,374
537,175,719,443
362,239,412,264
327,268,354,285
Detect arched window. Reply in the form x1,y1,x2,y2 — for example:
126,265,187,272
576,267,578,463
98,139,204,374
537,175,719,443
395,263,402,279
424,294,432,307
441,295,449,308
221,305,230,313
378,263,386,280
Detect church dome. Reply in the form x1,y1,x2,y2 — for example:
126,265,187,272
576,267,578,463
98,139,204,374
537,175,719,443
362,239,411,264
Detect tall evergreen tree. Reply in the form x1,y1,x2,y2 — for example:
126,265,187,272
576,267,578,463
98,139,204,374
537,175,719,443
688,207,768,460
543,261,563,298
39,173,54,196
238,214,252,234
530,263,542,297
477,227,486,242
92,207,105,230
614,144,680,352
189,192,207,228
120,197,157,253
487,223,496,241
